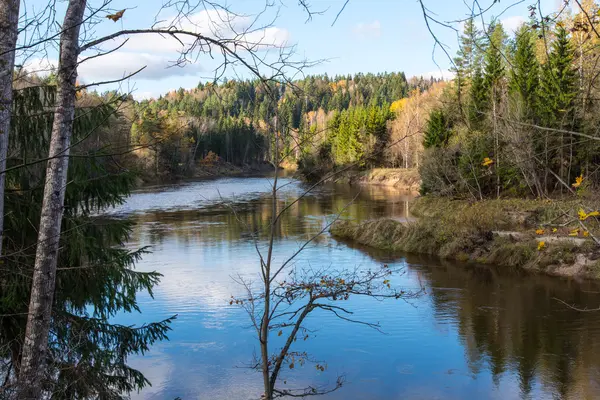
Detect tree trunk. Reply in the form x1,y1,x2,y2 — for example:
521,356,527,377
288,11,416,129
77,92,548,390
17,1,86,397
0,0,20,258
493,86,500,199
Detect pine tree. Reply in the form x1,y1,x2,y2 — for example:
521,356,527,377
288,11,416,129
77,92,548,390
509,25,539,120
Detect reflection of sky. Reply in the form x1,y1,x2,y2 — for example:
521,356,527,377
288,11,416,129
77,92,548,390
112,177,600,400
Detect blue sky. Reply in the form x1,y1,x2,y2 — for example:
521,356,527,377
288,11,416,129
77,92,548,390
22,0,560,99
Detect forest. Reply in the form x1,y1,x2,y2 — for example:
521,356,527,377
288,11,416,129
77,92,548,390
129,72,437,179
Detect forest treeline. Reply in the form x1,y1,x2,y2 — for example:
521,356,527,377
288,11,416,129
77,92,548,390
130,72,439,178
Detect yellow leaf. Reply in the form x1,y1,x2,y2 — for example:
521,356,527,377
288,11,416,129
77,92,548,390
569,228,580,237
482,157,494,167
584,231,590,237
552,228,557,233
588,211,600,218
535,229,545,235
538,241,546,251
106,9,125,22
579,209,588,220
572,174,584,188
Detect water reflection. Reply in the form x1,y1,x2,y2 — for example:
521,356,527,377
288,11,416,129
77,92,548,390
111,177,600,400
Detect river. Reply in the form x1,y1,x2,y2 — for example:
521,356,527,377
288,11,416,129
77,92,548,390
109,176,600,400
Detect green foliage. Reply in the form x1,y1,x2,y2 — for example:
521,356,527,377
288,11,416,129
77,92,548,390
423,109,451,148
326,105,391,165
421,16,598,199
483,21,506,103
136,72,438,178
509,26,539,119
537,25,578,127
2,86,173,398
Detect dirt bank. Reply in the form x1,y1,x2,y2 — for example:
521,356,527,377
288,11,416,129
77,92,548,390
324,168,421,191
331,197,600,280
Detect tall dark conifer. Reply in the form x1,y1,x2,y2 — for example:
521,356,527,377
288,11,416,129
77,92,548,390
510,25,540,120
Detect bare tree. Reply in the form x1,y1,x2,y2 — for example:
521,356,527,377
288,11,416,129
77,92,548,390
225,94,422,399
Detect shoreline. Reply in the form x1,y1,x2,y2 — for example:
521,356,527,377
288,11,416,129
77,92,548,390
319,167,421,191
331,197,600,280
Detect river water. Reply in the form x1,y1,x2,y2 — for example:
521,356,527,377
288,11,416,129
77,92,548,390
109,177,600,400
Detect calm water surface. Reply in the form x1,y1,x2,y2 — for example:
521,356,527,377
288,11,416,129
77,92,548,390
110,177,600,400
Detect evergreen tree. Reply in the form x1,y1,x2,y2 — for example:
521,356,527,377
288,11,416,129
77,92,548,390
423,109,452,148
509,25,540,120
1,86,174,398
469,65,488,123
483,21,506,101
453,18,484,85
538,25,578,127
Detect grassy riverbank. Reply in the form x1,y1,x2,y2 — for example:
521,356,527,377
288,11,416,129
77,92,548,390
331,197,600,279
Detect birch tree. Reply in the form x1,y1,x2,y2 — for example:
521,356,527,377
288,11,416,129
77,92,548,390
0,0,20,258
17,1,88,397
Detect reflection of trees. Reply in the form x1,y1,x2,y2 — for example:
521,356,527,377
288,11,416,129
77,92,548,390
127,183,413,247
410,258,600,399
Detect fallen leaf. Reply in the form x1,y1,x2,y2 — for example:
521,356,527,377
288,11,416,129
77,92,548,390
106,9,125,22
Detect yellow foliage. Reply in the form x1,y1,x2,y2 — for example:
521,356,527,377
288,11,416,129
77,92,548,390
584,231,590,237
578,209,599,220
569,228,580,237
552,228,558,233
572,174,584,188
537,241,546,251
482,157,494,167
390,99,407,113
535,229,545,235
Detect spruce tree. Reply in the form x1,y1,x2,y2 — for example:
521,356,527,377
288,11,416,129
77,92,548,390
483,21,506,101
423,109,451,148
469,65,488,123
537,24,579,188
538,25,578,127
510,25,540,120
1,85,174,398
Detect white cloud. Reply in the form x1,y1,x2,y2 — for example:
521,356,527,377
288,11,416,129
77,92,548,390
25,51,204,85
501,15,526,33
352,20,381,39
114,10,290,54
22,57,57,76
78,52,203,81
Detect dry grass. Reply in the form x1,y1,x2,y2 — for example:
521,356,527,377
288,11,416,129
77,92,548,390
331,196,600,279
